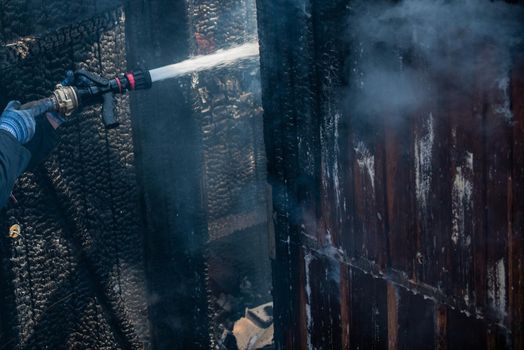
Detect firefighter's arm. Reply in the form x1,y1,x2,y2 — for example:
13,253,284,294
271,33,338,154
0,130,31,207
23,113,63,171
0,101,63,207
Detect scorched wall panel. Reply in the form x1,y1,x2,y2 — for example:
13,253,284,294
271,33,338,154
0,5,149,350
126,0,271,348
257,0,524,349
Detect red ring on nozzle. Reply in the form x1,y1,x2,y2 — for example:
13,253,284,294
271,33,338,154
126,73,136,91
115,77,123,94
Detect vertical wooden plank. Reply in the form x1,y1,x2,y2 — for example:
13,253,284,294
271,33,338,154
445,70,483,309
313,0,352,253
396,288,435,350
350,116,388,267
413,109,439,285
385,114,417,276
306,251,321,350
345,5,390,268
307,253,343,350
271,239,308,350
126,1,211,348
327,259,343,350
340,264,350,350
409,61,458,291
447,308,487,350
469,68,490,314
387,283,398,350
487,327,496,350
416,36,487,305
406,50,451,289
257,0,324,347
509,55,524,350
487,324,510,350
298,248,310,350
379,46,418,276
483,47,512,327
415,92,455,294
349,268,388,350
435,305,447,350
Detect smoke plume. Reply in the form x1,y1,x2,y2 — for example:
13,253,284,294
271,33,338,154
347,0,524,118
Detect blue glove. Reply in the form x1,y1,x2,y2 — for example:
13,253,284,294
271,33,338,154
62,70,75,86
62,70,96,88
0,101,42,144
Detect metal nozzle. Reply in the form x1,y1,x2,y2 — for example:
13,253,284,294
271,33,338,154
22,69,152,128
111,69,152,94
128,69,152,91
52,84,79,116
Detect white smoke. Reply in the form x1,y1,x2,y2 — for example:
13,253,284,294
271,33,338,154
347,0,524,118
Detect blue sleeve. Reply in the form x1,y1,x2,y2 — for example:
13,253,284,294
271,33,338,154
23,115,59,171
0,130,31,207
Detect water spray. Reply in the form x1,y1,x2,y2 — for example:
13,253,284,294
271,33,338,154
22,42,259,128
149,42,259,82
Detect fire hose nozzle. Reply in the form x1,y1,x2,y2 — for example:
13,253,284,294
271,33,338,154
114,69,153,93
52,84,79,116
73,68,152,128
22,68,152,129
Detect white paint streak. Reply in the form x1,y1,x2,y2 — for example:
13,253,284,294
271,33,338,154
487,258,507,319
287,236,293,292
465,151,474,171
304,252,314,350
354,141,375,193
321,231,342,284
451,166,473,246
321,105,344,225
302,235,343,349
415,113,434,211
333,113,342,214
463,283,470,306
495,77,513,121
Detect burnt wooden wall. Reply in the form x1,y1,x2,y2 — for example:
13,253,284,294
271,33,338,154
185,0,271,347
0,3,150,350
0,0,269,349
256,0,524,349
127,0,269,348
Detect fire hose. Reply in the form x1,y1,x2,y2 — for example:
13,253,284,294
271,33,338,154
19,42,259,128
21,69,152,129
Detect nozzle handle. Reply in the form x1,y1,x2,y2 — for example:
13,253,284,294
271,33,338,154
102,92,119,129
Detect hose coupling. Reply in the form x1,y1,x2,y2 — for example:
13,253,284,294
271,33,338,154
52,84,79,116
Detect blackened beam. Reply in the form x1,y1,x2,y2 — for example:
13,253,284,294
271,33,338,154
292,233,510,331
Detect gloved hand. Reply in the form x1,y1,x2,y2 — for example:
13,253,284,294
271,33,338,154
62,69,101,88
0,100,44,144
62,70,77,86
0,99,57,144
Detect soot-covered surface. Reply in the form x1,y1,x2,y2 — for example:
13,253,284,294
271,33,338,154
0,0,271,349
127,0,270,348
186,0,271,346
0,4,149,350
257,0,524,349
